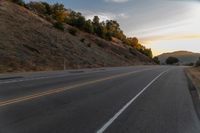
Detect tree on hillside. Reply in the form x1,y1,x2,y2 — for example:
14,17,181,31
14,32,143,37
92,17,106,38
83,20,94,33
27,2,47,14
166,57,179,65
93,16,100,26
92,16,102,36
122,37,153,58
41,2,52,15
11,0,25,6
143,48,153,58
52,3,66,22
74,13,86,28
105,20,126,41
96,22,107,38
65,11,86,29
126,37,139,47
24,0,154,59
153,57,160,64
106,20,119,36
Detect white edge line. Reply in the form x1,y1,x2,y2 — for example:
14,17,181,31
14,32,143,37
96,69,169,133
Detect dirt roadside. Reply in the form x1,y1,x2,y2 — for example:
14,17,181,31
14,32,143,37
185,67,200,119
185,67,200,98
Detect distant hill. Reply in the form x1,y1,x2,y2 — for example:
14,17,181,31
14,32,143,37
0,0,153,73
158,51,200,64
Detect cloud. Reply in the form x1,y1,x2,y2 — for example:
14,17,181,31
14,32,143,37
140,34,200,45
80,10,129,21
104,0,129,3
24,0,42,2
168,0,200,1
80,10,115,21
118,13,129,19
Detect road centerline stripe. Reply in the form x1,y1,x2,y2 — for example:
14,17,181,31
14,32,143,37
0,68,155,107
96,69,169,133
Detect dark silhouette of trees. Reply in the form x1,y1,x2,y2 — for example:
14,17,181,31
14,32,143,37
93,16,100,26
27,2,47,14
92,16,105,38
41,2,53,15
166,57,179,65
67,12,85,28
11,0,25,6
83,20,94,33
53,22,64,31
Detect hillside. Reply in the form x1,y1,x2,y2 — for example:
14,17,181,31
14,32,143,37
158,51,200,64
0,0,153,73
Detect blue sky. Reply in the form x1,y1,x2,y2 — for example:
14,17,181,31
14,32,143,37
26,0,200,56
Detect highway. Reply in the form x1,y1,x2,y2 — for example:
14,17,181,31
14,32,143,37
0,66,199,133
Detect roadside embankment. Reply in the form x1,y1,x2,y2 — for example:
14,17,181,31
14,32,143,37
185,67,200,98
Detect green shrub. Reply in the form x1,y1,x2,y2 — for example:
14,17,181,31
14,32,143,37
153,57,160,64
68,28,77,36
80,38,85,43
96,41,106,48
11,0,25,6
53,22,64,31
129,48,136,55
166,57,179,65
87,43,91,47
195,57,200,67
185,63,194,66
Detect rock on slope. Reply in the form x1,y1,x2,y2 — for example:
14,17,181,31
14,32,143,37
0,0,153,73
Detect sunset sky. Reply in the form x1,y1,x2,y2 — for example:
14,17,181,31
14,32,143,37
26,0,200,56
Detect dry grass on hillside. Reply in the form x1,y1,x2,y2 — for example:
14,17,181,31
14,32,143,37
0,0,153,73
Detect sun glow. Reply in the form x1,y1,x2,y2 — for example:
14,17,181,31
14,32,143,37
138,1,200,56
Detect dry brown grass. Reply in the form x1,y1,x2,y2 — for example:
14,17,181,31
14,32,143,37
186,67,200,98
0,0,154,73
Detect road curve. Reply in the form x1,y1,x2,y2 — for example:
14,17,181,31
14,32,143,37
0,66,199,133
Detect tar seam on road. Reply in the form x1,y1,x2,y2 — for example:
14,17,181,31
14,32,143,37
96,69,170,133
0,68,155,108
0,69,116,84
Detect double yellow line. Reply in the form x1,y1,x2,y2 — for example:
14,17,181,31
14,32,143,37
0,69,153,107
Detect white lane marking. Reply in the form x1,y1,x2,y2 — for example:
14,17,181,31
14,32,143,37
96,69,169,133
0,68,156,107
0,68,155,84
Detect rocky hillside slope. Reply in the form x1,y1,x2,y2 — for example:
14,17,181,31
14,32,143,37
0,0,153,73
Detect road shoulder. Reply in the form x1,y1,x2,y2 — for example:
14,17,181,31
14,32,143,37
185,67,200,98
185,67,200,119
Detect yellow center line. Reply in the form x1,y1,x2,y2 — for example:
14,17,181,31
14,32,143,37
0,68,154,107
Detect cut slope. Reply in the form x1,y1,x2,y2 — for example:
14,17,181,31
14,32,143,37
0,0,153,73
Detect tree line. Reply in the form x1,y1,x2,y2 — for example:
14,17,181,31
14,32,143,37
11,0,153,59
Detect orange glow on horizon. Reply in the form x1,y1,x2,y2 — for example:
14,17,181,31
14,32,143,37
140,34,200,46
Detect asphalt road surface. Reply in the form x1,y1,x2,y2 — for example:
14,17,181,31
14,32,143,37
0,66,199,133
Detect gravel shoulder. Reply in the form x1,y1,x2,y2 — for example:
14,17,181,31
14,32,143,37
185,67,200,98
